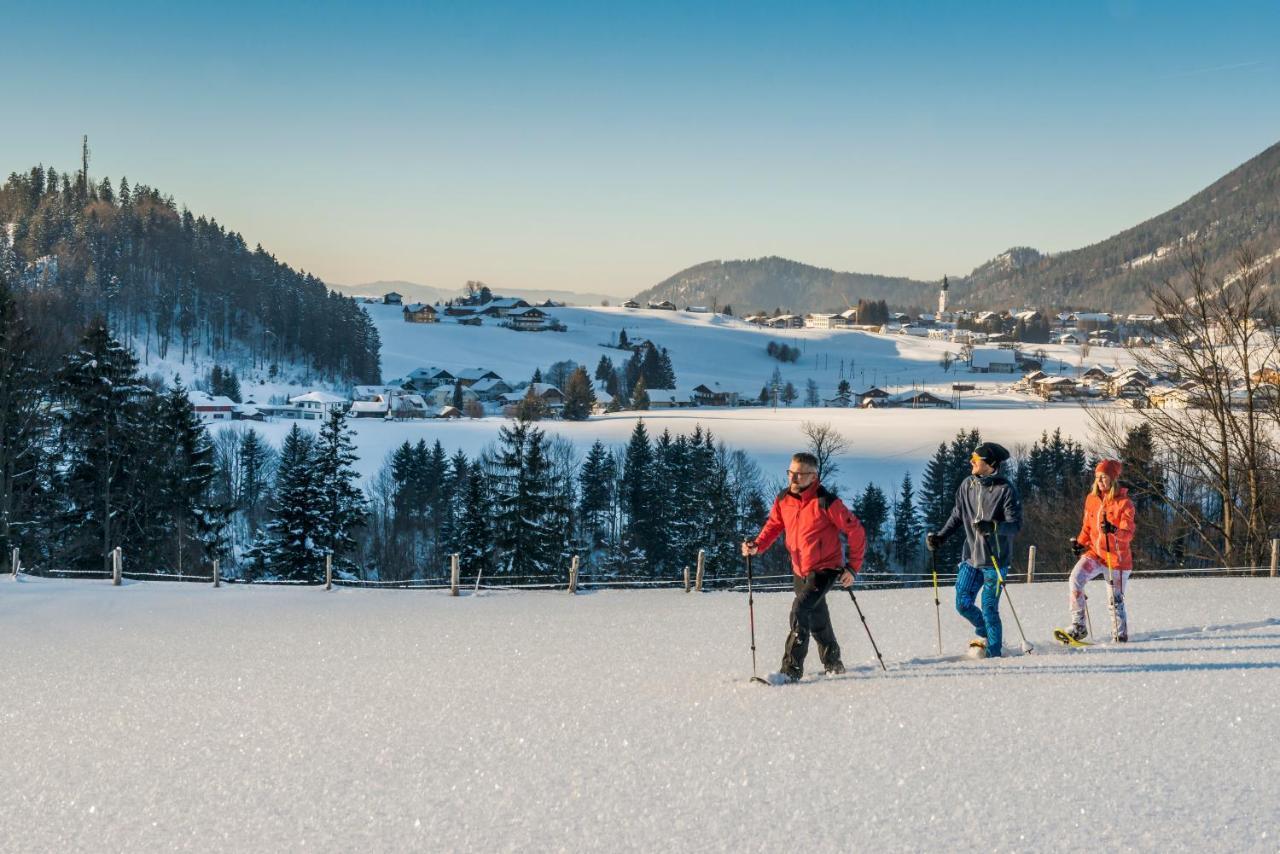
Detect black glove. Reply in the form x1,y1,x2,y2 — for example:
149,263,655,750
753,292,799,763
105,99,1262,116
974,520,996,536
925,532,941,552
1069,538,1086,557
1100,518,1118,535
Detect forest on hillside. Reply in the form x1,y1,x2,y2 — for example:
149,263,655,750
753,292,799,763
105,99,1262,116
0,154,380,383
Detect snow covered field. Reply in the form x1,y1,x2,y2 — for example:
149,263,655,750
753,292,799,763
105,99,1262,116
3,574,1276,852
218,304,1139,492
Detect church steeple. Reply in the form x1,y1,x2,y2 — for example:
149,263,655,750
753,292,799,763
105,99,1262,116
938,275,949,315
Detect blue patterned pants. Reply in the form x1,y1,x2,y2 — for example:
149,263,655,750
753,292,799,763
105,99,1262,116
955,561,1006,656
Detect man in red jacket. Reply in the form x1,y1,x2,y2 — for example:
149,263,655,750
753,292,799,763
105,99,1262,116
742,452,866,681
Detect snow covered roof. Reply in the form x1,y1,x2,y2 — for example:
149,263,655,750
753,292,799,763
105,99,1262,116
469,377,512,393
349,400,389,414
456,368,502,382
289,391,347,405
971,349,1017,368
189,391,236,408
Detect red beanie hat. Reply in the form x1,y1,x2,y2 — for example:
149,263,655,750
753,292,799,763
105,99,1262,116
1095,459,1122,480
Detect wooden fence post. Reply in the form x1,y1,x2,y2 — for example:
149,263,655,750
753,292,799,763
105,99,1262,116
1026,545,1036,584
695,549,705,592
213,559,220,588
568,555,579,594
450,553,460,597
10,547,17,578
112,547,122,586
683,565,690,593
324,554,333,590
1271,539,1278,578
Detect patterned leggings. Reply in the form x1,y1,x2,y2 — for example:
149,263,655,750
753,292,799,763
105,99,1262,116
1069,556,1130,638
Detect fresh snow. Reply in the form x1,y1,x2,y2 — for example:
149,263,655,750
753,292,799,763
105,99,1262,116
1,574,1275,850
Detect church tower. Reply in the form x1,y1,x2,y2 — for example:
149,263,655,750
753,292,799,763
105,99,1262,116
938,275,949,316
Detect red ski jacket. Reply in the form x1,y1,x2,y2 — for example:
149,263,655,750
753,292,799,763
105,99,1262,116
1075,487,1136,571
754,482,866,578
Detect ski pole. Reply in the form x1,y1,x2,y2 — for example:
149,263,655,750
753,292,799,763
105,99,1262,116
1103,528,1118,639
990,533,1033,653
846,581,887,672
930,549,942,656
744,551,768,685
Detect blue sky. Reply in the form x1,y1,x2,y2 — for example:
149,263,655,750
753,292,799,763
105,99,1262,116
2,0,1277,295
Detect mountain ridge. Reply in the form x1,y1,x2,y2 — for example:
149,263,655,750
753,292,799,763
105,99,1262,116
637,140,1280,314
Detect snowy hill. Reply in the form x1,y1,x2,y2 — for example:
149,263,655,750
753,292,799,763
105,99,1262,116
226,303,1137,494
3,573,1276,850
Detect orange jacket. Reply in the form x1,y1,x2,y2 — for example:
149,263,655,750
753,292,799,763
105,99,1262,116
1075,486,1136,570
754,482,866,578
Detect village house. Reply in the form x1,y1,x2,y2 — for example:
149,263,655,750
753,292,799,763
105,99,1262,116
647,300,677,310
867,389,953,409
402,302,439,323
388,393,431,420
622,299,640,308
478,298,532,317
383,291,403,305
429,385,480,407
690,383,738,406
500,384,566,412
804,313,844,329
851,386,890,407
403,366,456,390
970,348,1018,373
507,306,549,331
189,391,237,422
289,391,349,418
468,377,514,401
1034,376,1078,400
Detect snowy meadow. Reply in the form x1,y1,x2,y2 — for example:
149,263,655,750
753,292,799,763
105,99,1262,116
2,574,1276,852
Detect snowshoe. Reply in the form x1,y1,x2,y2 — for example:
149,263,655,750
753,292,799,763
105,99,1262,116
765,670,801,686
824,662,846,676
967,638,989,659
1054,628,1093,647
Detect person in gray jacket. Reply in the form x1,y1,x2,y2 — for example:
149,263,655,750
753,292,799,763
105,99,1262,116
925,442,1022,657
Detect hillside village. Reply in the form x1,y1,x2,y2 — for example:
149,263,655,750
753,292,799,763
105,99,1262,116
178,273,1275,427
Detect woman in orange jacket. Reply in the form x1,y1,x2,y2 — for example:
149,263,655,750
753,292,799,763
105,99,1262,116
1064,459,1136,642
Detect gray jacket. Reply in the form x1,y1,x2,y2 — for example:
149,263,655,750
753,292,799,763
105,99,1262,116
937,473,1022,569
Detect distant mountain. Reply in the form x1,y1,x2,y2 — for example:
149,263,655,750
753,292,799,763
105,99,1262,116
634,257,938,315
639,140,1280,314
955,140,1280,311
335,279,625,307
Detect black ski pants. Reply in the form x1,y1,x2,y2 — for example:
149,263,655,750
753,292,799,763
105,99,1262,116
781,568,843,676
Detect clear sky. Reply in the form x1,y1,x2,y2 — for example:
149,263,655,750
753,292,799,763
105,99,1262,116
2,0,1277,296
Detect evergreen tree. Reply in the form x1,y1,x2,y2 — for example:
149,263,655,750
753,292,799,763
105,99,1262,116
578,441,615,554
561,366,596,421
254,425,323,580
531,368,543,384
617,328,629,349
452,379,464,410
619,420,655,570
55,320,151,571
854,483,889,570
594,354,614,383
781,381,798,406
891,472,921,572
805,379,819,407
238,428,271,528
491,420,557,576
313,407,367,571
0,274,48,558
452,462,494,577
150,382,220,573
